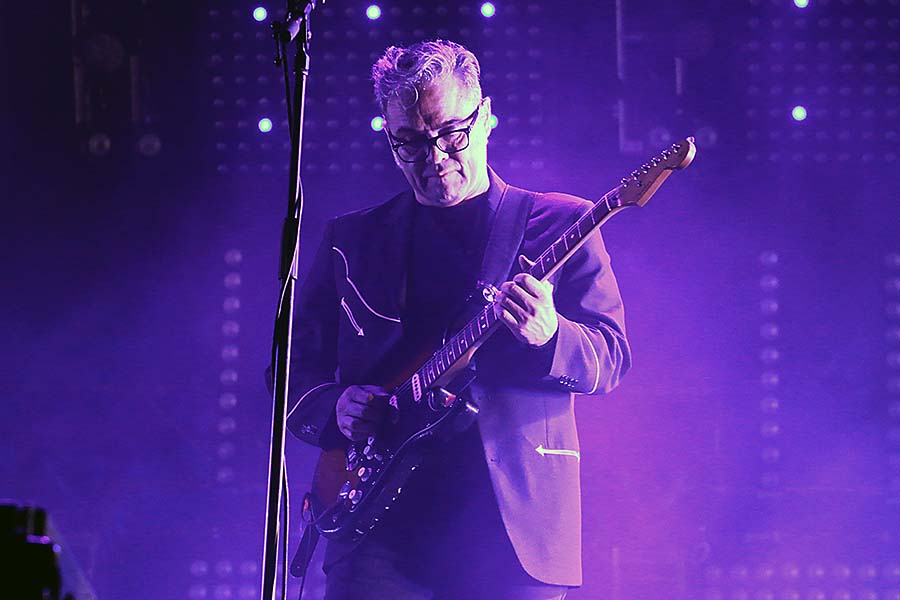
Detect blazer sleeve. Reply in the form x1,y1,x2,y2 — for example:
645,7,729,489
280,219,347,449
541,228,631,395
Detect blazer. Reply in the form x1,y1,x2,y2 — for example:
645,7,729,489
286,168,631,586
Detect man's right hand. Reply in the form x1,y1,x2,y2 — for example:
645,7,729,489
336,384,389,441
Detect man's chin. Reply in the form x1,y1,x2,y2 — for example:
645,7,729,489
421,182,464,207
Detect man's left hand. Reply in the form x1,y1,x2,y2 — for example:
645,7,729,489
494,272,558,347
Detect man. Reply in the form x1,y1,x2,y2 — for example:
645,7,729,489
286,40,631,599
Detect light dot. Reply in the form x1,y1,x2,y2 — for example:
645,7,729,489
252,7,267,22
793,0,809,8
366,4,381,20
489,115,499,129
791,105,807,121
258,117,273,133
370,116,385,131
481,2,496,18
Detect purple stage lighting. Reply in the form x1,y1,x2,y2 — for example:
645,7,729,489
366,5,382,20
793,0,809,7
481,2,496,18
258,118,273,133
252,6,268,22
791,105,808,121
370,116,385,132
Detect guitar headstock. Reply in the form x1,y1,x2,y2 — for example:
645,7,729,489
617,137,697,208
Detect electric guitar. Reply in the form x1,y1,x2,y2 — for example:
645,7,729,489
307,137,697,542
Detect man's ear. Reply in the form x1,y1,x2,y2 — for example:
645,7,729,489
482,96,493,138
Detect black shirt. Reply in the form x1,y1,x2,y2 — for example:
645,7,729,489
374,190,528,583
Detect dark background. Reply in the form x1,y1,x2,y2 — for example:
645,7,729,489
2,1,899,598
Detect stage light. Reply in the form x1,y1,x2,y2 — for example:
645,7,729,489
481,2,496,18
370,116,385,131
791,105,807,121
793,0,809,7
190,560,209,577
489,114,499,129
366,4,382,20
258,117,273,133
253,6,267,22
137,133,162,157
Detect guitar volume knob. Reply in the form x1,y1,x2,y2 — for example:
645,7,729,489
338,480,352,499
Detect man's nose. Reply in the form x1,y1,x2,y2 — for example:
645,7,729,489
425,141,450,165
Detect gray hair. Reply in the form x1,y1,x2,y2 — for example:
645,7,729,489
371,40,482,113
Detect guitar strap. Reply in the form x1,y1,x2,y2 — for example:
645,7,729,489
477,174,536,292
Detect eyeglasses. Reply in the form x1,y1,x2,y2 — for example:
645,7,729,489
386,99,484,163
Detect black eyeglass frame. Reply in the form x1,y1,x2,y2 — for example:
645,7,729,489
385,99,485,163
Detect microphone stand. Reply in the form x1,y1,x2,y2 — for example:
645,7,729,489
262,2,322,599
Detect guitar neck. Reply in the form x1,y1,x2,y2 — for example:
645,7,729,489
399,134,697,400
399,186,626,400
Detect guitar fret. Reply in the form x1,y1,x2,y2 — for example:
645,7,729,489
551,241,562,262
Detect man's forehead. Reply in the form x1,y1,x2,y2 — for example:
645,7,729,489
385,79,479,131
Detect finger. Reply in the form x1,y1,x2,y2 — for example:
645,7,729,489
347,390,385,407
518,254,536,270
359,384,388,396
345,402,382,421
338,416,366,441
503,286,536,316
500,295,527,322
513,273,550,299
493,300,520,324
341,419,375,441
498,307,521,329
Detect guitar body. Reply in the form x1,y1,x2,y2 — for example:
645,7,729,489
306,138,697,543
310,334,482,541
